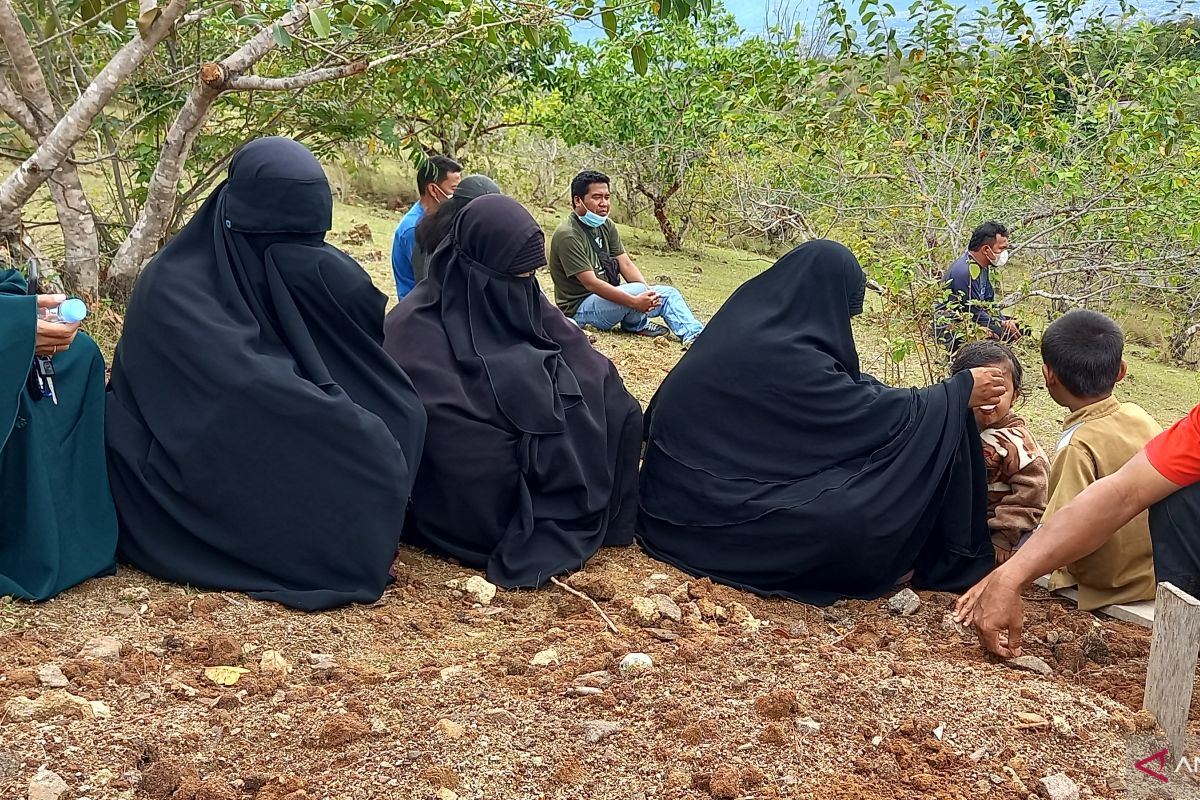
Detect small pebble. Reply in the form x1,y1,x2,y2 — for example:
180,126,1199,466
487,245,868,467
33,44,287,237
619,653,653,674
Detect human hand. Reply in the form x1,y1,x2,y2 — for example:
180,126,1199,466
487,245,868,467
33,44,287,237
34,294,78,357
993,545,1013,565
954,571,1024,657
630,291,660,314
1000,319,1023,341
968,366,1006,408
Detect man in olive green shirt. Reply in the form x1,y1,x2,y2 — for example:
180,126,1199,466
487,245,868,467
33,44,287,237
548,170,704,349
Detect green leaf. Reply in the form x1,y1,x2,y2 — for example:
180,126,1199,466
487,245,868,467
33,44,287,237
968,261,981,280
111,0,128,28
235,13,266,25
272,22,293,49
631,42,648,75
308,6,330,38
81,0,102,24
601,7,616,39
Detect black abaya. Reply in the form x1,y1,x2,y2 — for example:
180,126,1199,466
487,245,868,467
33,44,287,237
383,194,642,587
638,240,992,604
105,137,427,610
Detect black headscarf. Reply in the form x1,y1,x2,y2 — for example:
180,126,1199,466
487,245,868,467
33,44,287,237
647,240,914,483
106,137,428,611
384,194,642,587
638,239,992,603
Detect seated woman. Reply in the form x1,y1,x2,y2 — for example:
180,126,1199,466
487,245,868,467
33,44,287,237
411,174,500,285
105,137,428,611
384,194,642,587
0,278,116,600
638,240,1007,604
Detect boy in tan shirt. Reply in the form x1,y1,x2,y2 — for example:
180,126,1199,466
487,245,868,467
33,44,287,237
1042,310,1161,609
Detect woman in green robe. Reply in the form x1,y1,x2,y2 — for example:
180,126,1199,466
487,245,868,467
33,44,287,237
0,269,117,600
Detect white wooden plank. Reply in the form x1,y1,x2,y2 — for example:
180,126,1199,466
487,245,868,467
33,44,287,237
1143,582,1200,746
1032,574,1155,628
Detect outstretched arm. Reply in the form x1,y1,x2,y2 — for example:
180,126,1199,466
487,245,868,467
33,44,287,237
956,450,1181,656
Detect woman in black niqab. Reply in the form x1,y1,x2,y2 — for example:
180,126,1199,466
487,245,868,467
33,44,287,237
384,194,642,587
638,239,994,603
105,137,427,611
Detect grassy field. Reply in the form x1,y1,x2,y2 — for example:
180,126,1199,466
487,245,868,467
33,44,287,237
328,194,1200,451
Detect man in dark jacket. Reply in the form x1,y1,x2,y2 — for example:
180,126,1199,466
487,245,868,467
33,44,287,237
936,221,1025,351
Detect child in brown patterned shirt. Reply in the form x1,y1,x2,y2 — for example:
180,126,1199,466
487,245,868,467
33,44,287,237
950,342,1049,565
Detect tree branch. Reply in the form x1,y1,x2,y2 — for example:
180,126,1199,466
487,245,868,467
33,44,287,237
0,0,189,223
0,74,37,137
216,60,368,91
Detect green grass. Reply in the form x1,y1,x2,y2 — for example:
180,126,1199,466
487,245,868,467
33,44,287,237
331,194,1200,453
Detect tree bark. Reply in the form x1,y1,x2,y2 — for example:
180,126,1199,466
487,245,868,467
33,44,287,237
0,3,101,291
635,179,683,250
0,0,188,240
107,0,324,286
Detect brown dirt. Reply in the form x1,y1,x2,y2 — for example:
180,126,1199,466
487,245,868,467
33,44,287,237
0,545,1190,799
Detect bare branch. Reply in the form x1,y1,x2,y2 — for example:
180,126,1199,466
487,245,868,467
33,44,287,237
0,74,37,137
0,0,190,220
217,60,368,91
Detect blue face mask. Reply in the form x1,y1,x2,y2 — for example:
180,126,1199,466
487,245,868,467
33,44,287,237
577,209,608,228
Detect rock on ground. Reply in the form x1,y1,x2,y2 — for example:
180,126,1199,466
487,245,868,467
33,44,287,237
629,597,660,626
1008,655,1054,676
888,588,921,616
445,576,497,606
28,766,69,800
77,636,121,660
1037,772,1080,800
35,664,68,688
580,720,622,744
651,594,683,623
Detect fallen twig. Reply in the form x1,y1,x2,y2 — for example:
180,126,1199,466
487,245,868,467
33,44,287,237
550,576,619,635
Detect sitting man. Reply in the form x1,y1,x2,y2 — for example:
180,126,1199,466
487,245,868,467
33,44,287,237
935,220,1026,351
548,170,704,350
391,154,461,300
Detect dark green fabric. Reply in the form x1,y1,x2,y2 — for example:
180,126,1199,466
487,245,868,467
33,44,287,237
0,269,116,600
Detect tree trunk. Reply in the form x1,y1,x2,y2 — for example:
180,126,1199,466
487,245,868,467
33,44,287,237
0,5,101,291
1168,319,1200,364
107,1,324,288
635,179,684,250
0,0,189,241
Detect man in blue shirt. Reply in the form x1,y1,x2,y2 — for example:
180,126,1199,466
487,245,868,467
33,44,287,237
391,155,461,300
936,220,1025,351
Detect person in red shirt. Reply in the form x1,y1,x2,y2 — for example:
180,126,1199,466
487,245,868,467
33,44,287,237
955,401,1200,657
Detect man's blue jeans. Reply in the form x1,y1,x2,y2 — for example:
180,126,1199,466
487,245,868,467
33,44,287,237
572,282,704,343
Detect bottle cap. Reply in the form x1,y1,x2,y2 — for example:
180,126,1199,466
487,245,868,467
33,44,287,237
58,298,88,324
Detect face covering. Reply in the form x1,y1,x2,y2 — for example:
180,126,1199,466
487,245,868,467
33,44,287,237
577,209,607,228
991,248,1009,268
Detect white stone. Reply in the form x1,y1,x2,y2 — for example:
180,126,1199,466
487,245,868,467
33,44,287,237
1037,772,1080,800
530,648,558,667
619,653,653,674
28,766,68,800
445,576,497,606
36,665,68,689
629,597,660,626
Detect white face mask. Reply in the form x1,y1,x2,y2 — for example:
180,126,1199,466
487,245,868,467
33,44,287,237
992,249,1010,268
